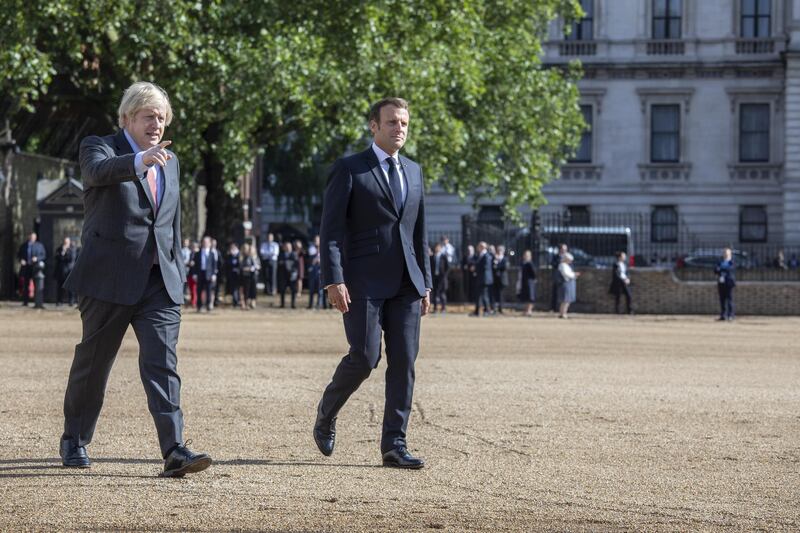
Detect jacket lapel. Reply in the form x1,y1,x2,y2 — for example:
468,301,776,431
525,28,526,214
363,148,400,218
116,130,157,214
399,155,418,222
156,157,177,221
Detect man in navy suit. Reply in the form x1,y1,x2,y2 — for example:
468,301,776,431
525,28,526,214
314,97,432,469
191,236,218,312
471,241,494,316
17,232,46,306
715,247,736,321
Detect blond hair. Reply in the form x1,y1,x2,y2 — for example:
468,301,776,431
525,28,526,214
117,81,173,128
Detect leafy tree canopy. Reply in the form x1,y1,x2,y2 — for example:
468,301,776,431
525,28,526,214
1,0,584,235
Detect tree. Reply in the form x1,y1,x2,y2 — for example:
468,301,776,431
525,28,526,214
1,0,585,238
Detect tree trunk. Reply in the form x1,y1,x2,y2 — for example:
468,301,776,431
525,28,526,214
200,121,243,244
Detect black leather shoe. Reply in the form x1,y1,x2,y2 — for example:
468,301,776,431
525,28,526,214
313,416,336,457
60,437,91,468
382,447,425,469
160,445,212,478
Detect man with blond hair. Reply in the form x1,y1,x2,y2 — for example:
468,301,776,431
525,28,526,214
60,81,211,477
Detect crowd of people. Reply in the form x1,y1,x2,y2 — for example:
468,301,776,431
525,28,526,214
13,231,745,322
179,232,330,312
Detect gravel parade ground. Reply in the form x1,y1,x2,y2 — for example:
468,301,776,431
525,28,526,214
1,303,798,532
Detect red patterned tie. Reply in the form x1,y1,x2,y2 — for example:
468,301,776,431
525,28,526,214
147,166,158,211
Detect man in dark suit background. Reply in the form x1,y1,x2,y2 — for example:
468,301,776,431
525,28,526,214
609,251,632,314
471,241,494,317
715,247,736,321
191,236,218,312
54,236,77,306
461,244,477,304
314,97,432,469
60,81,211,477
492,245,509,314
17,232,46,306
431,242,449,313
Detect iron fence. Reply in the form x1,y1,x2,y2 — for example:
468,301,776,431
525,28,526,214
456,212,800,282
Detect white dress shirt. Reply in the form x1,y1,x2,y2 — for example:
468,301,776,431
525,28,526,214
372,142,407,204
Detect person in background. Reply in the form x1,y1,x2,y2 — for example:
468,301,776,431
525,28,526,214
293,239,306,302
211,238,222,308
277,241,299,309
471,241,494,317
191,236,218,313
517,250,536,317
790,253,799,269
492,245,509,314
773,249,787,270
462,245,477,305
715,247,736,321
186,241,200,308
550,243,568,312
54,237,77,306
260,232,280,295
225,242,243,309
431,242,449,313
240,242,260,309
557,252,579,319
17,232,46,307
609,251,633,315
180,238,192,300
440,235,455,265
307,235,324,309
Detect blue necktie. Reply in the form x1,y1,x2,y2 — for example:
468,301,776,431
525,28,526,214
386,158,404,213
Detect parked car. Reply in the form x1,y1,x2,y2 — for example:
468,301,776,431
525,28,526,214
677,248,753,269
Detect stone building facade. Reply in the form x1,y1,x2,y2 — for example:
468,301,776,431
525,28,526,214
259,0,799,255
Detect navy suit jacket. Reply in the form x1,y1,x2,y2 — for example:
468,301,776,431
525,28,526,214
476,252,494,286
715,259,736,288
190,249,218,278
18,241,46,263
65,130,186,305
320,147,431,299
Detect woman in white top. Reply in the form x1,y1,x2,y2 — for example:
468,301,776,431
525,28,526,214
557,253,580,319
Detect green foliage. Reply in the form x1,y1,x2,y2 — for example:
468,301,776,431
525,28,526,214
1,0,585,228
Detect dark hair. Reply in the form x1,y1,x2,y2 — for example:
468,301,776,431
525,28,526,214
368,97,409,124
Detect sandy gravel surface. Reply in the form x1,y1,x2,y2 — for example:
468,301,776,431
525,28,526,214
0,302,798,532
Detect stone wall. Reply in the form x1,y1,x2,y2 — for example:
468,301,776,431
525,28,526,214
447,268,800,316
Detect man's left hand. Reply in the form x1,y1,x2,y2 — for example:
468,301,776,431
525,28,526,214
421,290,431,316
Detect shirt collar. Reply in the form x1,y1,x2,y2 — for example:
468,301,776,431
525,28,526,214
372,142,399,166
123,129,142,153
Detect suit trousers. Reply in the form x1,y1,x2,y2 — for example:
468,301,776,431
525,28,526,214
197,272,214,311
433,276,447,311
614,285,632,314
718,284,735,319
318,274,422,453
475,283,492,314
62,265,184,457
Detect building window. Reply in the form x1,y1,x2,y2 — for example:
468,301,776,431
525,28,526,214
651,206,678,243
569,105,593,163
651,105,680,162
653,0,682,39
740,206,767,242
740,103,770,162
565,205,591,226
566,0,594,41
741,0,771,38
